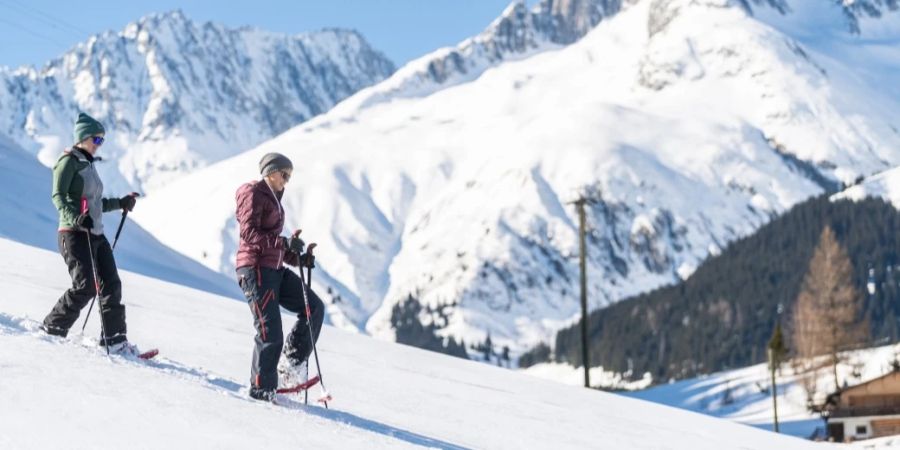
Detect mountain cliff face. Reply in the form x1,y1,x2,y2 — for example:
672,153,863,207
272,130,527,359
0,10,395,193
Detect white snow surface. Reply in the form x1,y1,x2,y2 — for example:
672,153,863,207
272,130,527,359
133,0,900,355
524,362,655,390
622,342,900,440
0,237,824,449
835,166,900,207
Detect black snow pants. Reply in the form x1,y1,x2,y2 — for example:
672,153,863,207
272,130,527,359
43,231,127,345
237,266,325,394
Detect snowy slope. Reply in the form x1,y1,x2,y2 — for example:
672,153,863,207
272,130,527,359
133,0,900,356
0,133,238,298
836,166,900,207
333,0,618,112
0,237,824,449
0,10,394,194
622,342,900,441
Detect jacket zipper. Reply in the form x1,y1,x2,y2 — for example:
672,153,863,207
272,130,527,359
264,182,286,269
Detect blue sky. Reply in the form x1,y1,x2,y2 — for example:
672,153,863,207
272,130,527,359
0,0,532,69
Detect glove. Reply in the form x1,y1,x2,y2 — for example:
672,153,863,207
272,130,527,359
299,252,316,269
75,213,94,230
285,235,305,254
119,194,137,212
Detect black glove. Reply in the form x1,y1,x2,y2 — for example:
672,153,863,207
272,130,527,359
75,213,94,230
119,194,137,212
286,235,305,254
299,252,316,269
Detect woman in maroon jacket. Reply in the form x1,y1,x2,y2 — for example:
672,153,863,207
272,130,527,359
235,152,324,402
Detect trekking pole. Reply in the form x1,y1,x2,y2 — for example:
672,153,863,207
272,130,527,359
111,211,128,250
78,198,109,355
85,193,137,335
298,243,331,408
111,192,139,250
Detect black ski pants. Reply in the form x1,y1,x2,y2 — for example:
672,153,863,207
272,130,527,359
237,265,324,392
43,231,127,345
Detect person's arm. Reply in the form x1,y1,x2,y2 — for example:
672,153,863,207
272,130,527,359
103,193,138,212
51,156,81,225
236,186,278,249
101,197,122,212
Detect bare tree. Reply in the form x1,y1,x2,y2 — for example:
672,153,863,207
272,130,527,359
791,295,823,404
791,226,868,392
792,358,821,408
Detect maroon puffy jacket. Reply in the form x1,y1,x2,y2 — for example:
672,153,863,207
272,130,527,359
234,180,298,270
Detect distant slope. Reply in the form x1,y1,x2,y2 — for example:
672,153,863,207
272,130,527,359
838,166,900,208
0,237,820,450
625,341,900,440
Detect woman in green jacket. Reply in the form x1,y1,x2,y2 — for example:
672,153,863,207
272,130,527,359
41,112,140,355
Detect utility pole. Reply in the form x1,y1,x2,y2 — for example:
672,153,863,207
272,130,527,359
768,303,786,433
576,198,590,388
768,347,779,433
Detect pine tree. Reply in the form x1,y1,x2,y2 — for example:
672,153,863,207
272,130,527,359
792,226,869,392
483,334,493,363
768,322,787,371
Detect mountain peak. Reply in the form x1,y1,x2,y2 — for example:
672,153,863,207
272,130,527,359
535,0,613,44
0,11,396,193
134,8,192,30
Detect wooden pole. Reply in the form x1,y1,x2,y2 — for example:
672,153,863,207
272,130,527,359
577,198,590,388
768,348,780,433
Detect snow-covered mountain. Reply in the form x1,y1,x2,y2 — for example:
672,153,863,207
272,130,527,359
333,0,620,112
132,0,900,358
0,10,394,193
0,237,826,449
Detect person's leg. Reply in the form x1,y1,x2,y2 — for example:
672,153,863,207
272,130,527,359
43,232,96,336
280,268,324,365
239,266,285,399
94,235,126,346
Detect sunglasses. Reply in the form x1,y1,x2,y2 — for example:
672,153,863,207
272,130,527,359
91,136,105,146
280,170,291,182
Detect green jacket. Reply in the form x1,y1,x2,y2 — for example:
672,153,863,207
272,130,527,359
52,147,122,235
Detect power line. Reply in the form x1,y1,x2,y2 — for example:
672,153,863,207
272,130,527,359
0,16,67,48
0,0,91,36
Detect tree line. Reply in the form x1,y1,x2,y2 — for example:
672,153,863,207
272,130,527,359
523,196,897,386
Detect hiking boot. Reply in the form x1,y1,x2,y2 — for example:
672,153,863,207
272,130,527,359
249,387,277,403
107,341,141,357
278,356,308,387
40,323,68,337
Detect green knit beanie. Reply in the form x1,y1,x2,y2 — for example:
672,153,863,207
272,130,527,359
73,112,105,145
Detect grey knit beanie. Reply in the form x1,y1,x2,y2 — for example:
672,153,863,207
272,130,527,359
259,152,293,177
